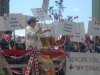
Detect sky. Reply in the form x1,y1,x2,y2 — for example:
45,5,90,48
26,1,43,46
10,0,92,36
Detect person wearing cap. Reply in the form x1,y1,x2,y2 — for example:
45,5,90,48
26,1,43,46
25,17,50,50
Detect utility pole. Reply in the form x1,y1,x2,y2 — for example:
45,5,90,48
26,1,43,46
0,0,10,16
0,0,10,34
92,0,100,21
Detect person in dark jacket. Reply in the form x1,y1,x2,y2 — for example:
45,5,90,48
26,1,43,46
0,31,14,50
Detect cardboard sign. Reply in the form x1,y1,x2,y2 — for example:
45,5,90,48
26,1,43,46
88,21,100,36
31,8,52,20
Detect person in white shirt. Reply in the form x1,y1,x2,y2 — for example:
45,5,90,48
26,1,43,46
25,17,50,50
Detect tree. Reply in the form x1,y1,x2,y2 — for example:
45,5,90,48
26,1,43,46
48,0,66,20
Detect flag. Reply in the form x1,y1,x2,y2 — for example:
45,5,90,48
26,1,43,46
89,17,96,21
89,17,92,18
25,47,40,75
74,16,79,19
68,16,73,21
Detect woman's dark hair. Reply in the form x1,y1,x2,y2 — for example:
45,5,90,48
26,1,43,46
4,31,12,34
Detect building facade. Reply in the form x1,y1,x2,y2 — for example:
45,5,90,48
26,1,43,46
92,0,100,21
0,0,10,16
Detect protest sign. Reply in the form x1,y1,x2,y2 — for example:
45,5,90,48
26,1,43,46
8,13,25,30
31,8,52,20
71,22,85,42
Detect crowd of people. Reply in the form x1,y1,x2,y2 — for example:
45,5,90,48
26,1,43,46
0,31,99,53
0,17,99,53
0,17,100,75
54,34,100,53
0,31,26,50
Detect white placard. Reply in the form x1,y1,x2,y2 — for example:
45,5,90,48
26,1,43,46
51,20,77,38
0,14,26,31
61,20,75,36
31,8,52,20
8,13,25,30
1,13,26,31
48,20,85,42
88,21,100,36
71,22,85,42
51,21,63,38
59,20,85,42
51,20,74,38
66,52,100,75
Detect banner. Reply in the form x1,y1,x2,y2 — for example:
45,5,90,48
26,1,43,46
66,52,100,75
88,21,100,36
